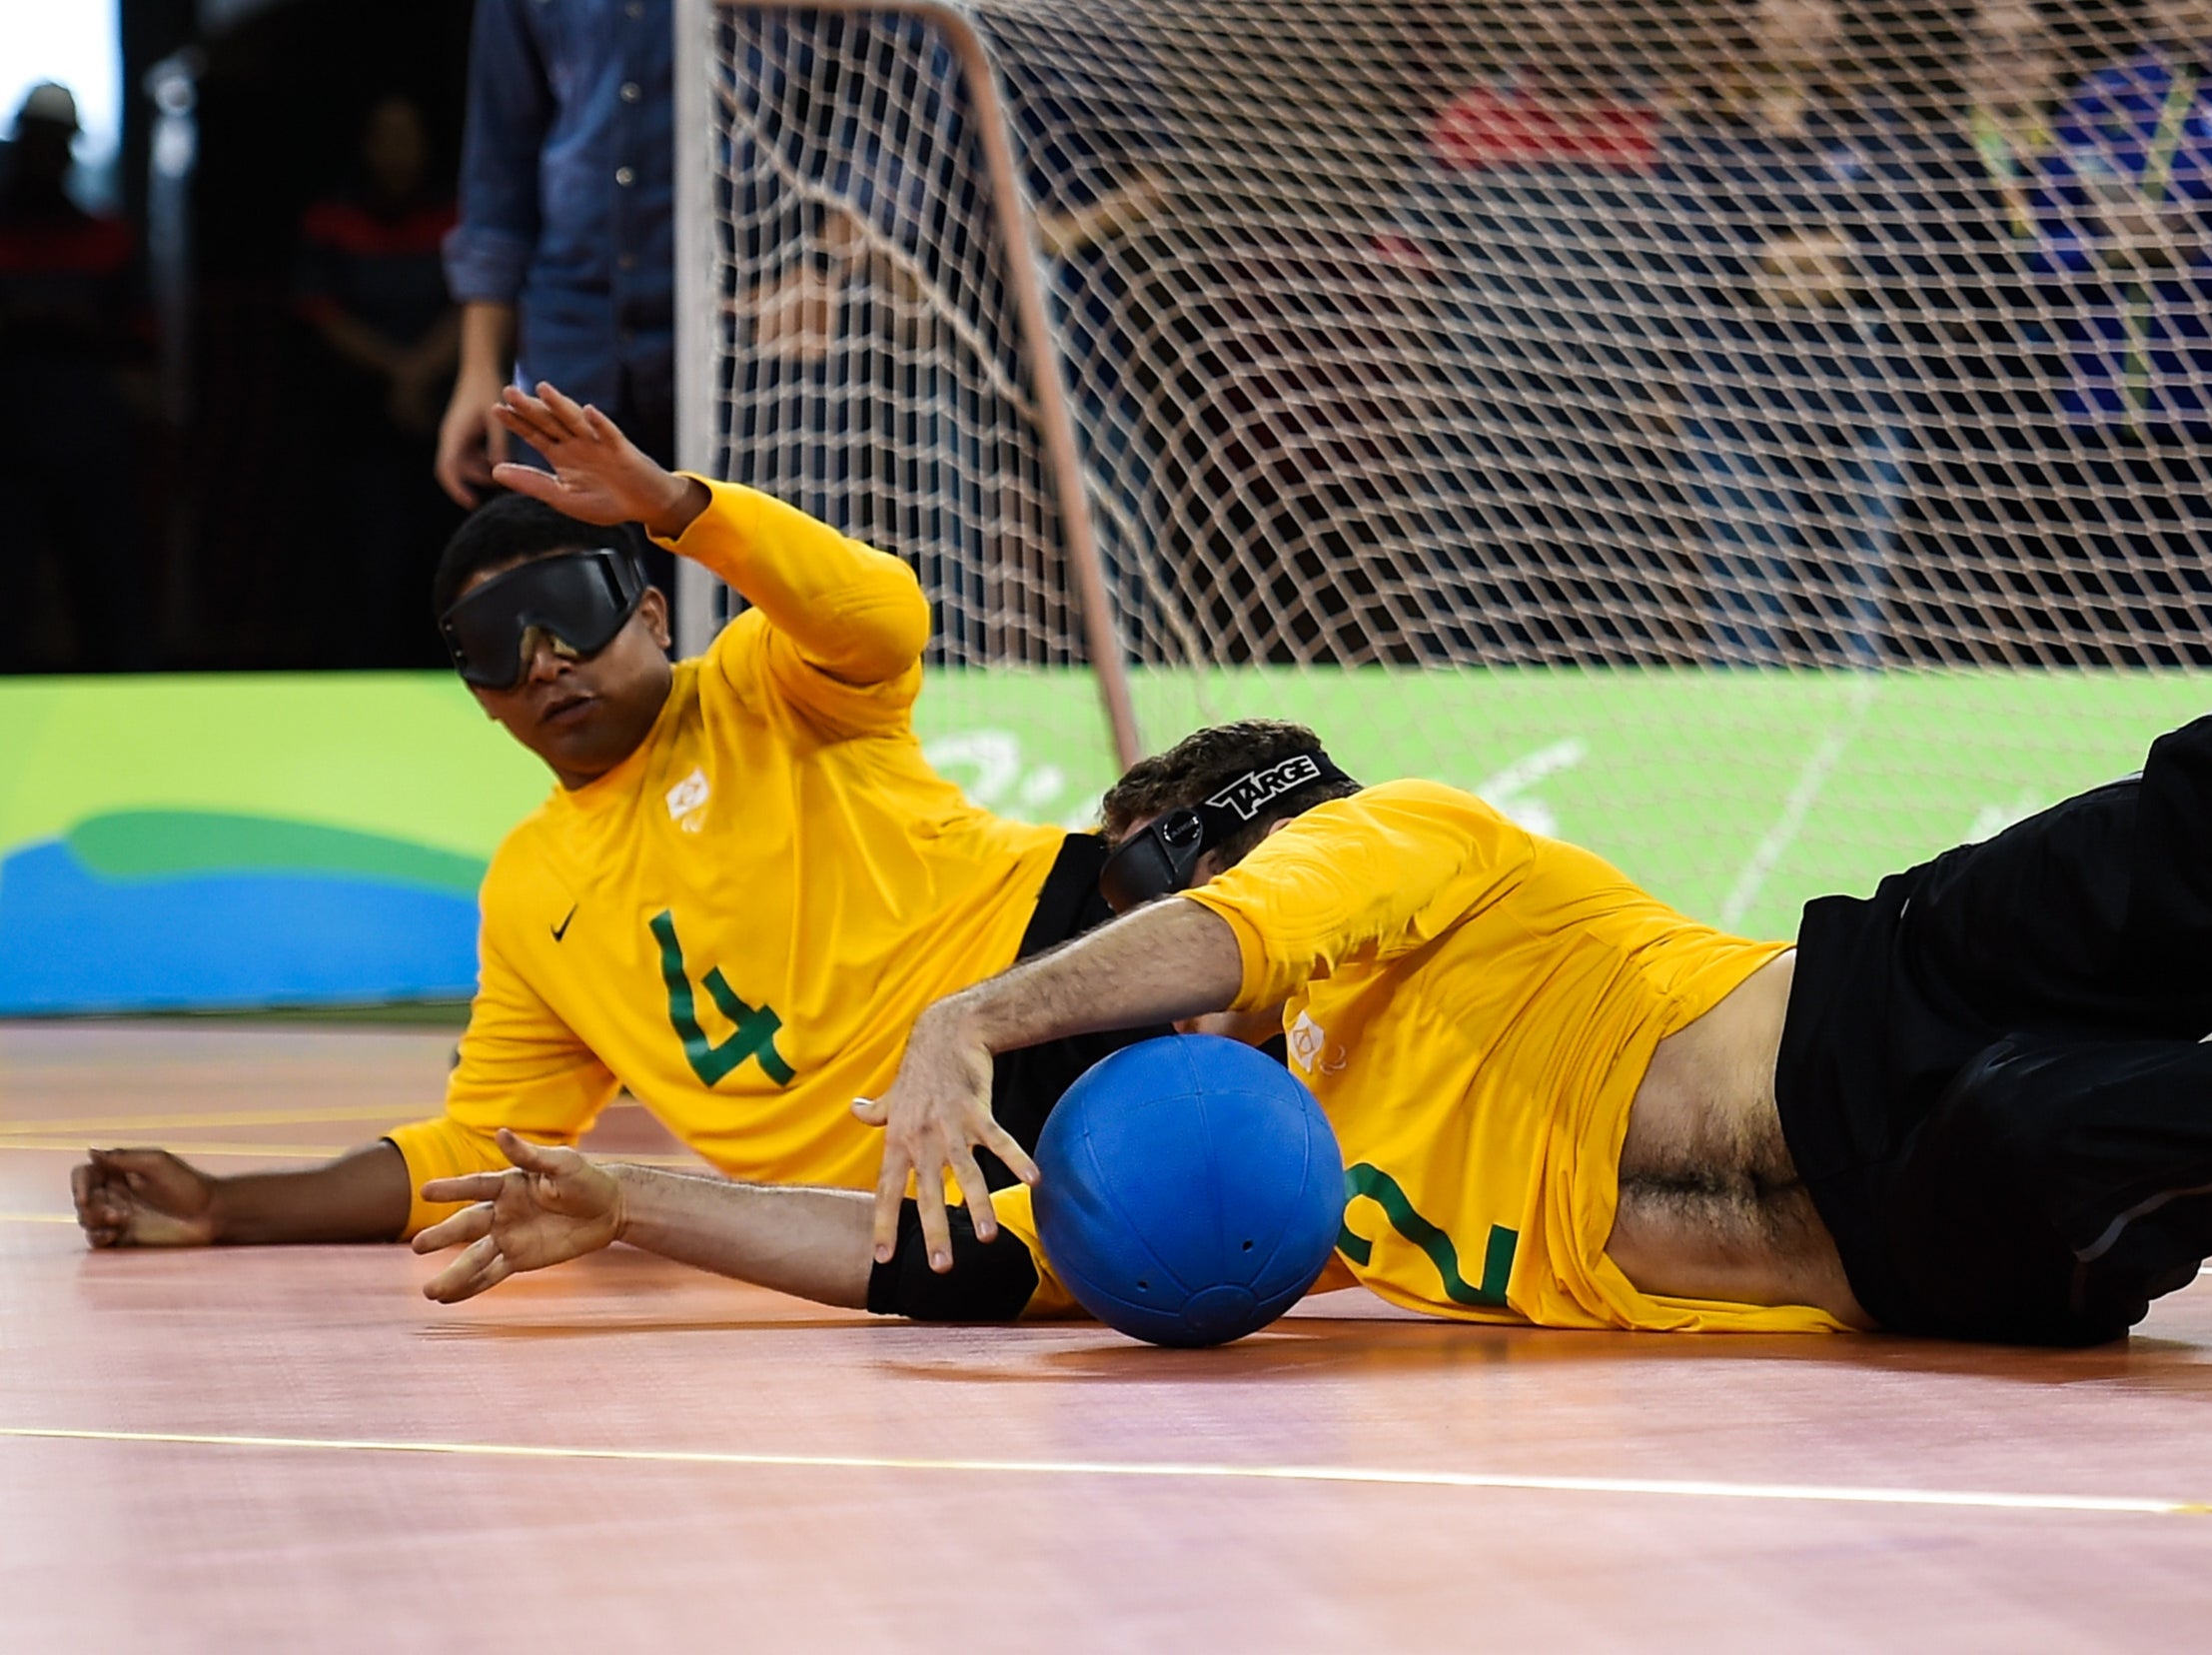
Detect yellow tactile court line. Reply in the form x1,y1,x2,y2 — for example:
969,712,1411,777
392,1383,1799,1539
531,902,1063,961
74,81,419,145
0,1424,2199,1516
0,1213,76,1224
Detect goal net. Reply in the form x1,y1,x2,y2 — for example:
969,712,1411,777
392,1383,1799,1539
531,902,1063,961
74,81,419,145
677,0,2212,935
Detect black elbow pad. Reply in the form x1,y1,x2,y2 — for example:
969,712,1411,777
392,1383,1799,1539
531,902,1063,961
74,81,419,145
866,1200,1039,1322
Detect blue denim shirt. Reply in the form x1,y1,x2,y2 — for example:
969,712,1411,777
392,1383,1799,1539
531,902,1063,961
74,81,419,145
443,0,674,417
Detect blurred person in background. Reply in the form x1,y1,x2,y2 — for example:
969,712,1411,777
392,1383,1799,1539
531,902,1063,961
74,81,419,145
2028,0,2212,661
1389,0,1693,663
1888,0,2076,663
1659,0,1918,666
295,93,463,666
0,82,149,672
435,0,679,600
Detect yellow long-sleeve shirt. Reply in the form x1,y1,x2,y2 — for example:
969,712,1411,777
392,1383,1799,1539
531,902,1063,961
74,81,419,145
389,480,1065,1236
990,781,1846,1334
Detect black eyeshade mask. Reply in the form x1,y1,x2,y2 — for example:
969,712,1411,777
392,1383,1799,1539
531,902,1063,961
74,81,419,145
440,549,647,689
1098,751,1353,912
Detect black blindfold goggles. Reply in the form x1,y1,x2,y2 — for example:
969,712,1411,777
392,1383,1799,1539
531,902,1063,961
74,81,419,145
440,548,647,689
1098,751,1354,912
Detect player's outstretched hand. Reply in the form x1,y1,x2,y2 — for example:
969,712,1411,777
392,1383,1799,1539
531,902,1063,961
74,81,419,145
413,1128,626,1303
853,1004,1035,1274
71,1147,222,1248
487,382,707,540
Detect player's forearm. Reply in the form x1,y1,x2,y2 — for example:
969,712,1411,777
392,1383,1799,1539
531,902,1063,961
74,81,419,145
211,1141,412,1245
608,1164,871,1307
943,897,1244,1058
652,481,929,683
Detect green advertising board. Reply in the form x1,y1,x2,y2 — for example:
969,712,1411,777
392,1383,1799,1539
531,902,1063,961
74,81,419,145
0,668,2203,1012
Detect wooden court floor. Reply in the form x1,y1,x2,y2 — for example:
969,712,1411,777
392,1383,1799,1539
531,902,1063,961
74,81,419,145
7,1022,2212,1651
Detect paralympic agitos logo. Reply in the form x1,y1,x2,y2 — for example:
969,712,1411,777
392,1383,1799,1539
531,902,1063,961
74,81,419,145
1207,755,1323,822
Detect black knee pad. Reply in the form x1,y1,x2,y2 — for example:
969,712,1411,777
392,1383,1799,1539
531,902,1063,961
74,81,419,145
864,1200,1040,1322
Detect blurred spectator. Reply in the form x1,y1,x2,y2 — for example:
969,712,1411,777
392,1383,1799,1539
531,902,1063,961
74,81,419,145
293,93,462,666
1967,0,2063,240
0,82,149,672
2019,0,2212,662
1392,1,1695,663
2042,0,2212,439
1659,0,1916,665
436,0,678,597
1887,0,2076,663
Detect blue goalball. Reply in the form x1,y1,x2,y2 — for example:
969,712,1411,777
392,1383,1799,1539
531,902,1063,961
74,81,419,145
1032,1034,1347,1348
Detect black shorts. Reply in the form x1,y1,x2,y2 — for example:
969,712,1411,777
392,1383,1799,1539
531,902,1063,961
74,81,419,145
981,832,1173,1184
1775,714,2212,1344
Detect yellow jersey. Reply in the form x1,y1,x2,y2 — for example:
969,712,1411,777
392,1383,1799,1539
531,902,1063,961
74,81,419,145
990,781,1846,1334
389,480,1065,1236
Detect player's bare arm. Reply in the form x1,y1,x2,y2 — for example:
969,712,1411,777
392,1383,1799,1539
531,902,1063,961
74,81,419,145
856,896,1244,1271
488,382,710,540
72,1140,411,1248
414,1128,873,1308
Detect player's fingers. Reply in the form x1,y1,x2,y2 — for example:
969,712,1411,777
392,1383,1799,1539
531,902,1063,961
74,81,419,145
458,1254,516,1302
496,1128,562,1173
423,1233,500,1302
850,1094,888,1127
411,1202,493,1255
945,1145,998,1243
491,395,565,454
489,463,567,506
420,1172,508,1206
69,1161,96,1210
90,1193,134,1233
581,404,629,451
915,1161,953,1273
536,382,596,439
869,1153,908,1263
976,1119,1040,1188
498,383,553,424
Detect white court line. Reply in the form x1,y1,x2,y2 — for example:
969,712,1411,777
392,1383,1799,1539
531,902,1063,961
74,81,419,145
0,1425,2198,1517
1718,676,1880,929
0,1213,76,1224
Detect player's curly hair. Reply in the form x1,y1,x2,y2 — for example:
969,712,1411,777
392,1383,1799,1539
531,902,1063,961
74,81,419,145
1100,720,1361,868
430,494,650,621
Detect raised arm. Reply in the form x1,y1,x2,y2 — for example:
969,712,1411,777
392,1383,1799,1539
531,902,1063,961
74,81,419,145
487,383,928,690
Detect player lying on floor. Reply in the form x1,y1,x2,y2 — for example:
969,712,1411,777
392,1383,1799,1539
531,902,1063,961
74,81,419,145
422,715,2212,1346
70,383,1159,1250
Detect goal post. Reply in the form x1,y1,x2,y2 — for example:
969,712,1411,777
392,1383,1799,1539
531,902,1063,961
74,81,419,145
673,0,1140,775
675,0,2212,934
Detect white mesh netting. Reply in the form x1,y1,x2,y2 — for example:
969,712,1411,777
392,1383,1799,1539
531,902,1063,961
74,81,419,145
685,0,2212,928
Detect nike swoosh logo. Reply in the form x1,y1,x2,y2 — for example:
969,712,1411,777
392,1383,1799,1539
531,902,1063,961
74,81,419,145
552,903,577,942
